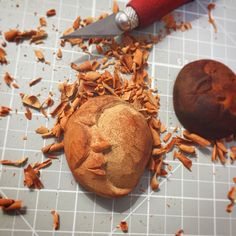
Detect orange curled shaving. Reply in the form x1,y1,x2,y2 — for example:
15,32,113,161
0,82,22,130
119,221,128,233
0,47,8,64
3,72,14,86
24,164,44,189
41,142,64,154
217,147,226,165
183,130,211,147
175,229,184,236
207,3,217,33
0,157,28,166
227,186,235,202
163,132,172,143
174,151,192,171
216,140,227,153
29,77,42,87
178,144,196,154
0,106,12,117
35,126,49,134
25,107,32,120
73,16,81,30
212,144,217,162
113,0,119,14
46,9,56,17
57,48,62,59
21,94,42,109
39,17,47,27
0,198,22,211
51,210,60,230
34,49,45,62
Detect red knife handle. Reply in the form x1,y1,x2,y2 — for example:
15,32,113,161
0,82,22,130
127,0,193,28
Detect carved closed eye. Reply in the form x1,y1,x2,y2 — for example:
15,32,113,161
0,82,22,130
195,77,212,94
90,134,112,153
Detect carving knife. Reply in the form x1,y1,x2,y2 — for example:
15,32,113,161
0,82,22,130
61,0,193,39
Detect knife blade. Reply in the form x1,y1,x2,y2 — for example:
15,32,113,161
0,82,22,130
61,0,193,39
61,14,123,39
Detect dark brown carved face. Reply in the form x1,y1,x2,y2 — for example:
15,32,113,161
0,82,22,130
173,59,236,139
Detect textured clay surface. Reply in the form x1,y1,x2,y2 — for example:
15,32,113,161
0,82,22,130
173,59,236,139
64,95,153,197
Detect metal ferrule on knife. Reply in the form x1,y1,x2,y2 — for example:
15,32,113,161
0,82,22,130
115,7,139,31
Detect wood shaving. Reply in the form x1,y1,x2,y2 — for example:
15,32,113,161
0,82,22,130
50,101,68,117
231,146,236,152
216,140,227,153
35,126,49,134
77,61,93,72
34,49,45,62
174,151,192,171
21,94,42,109
183,130,211,147
0,157,28,166
3,72,14,87
160,123,167,133
150,173,159,191
33,159,52,171
175,229,184,236
217,146,226,165
25,107,32,120
51,210,60,230
150,126,161,147
96,45,103,54
227,186,235,203
57,48,62,59
230,152,236,162
212,144,217,162
152,147,166,156
119,221,128,233
207,3,217,33
112,0,119,14
29,77,42,87
41,142,64,154
24,164,43,189
73,16,81,30
178,144,196,155
0,197,22,211
0,106,11,117
44,96,54,107
226,202,234,213
179,22,192,32
226,185,235,213
39,17,47,27
162,13,191,34
163,132,172,143
0,47,8,64
30,30,47,43
12,82,20,89
4,29,47,44
4,29,20,42
46,9,56,17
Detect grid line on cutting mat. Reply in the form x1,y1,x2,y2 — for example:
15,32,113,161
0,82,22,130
0,0,236,236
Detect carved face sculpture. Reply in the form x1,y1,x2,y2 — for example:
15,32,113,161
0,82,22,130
173,59,236,139
63,95,153,198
